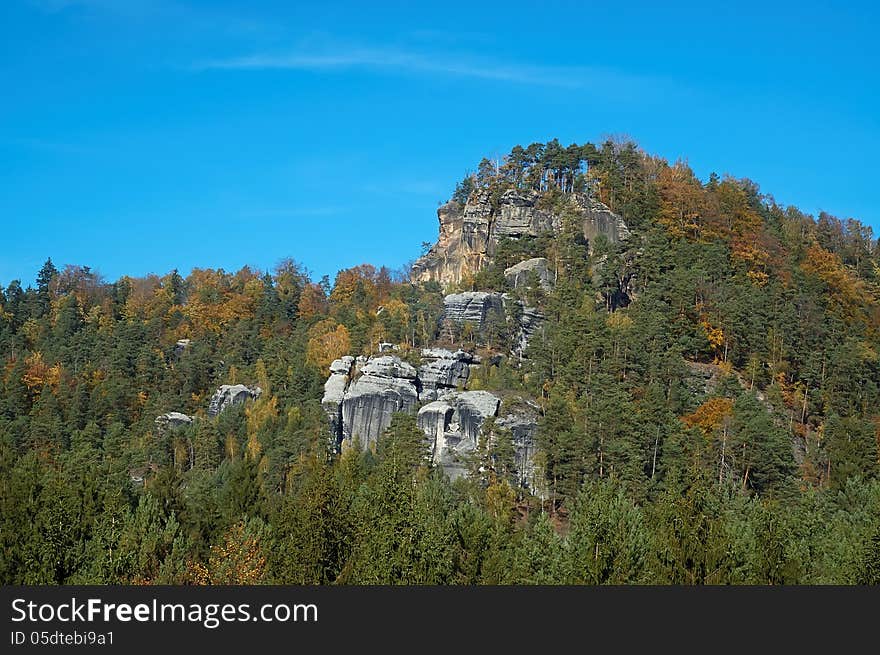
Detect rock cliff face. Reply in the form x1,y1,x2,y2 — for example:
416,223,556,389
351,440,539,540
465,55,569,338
322,356,356,441
321,351,540,485
496,400,542,491
442,292,505,330
341,356,420,450
439,291,544,355
207,384,262,417
412,189,629,287
418,391,500,480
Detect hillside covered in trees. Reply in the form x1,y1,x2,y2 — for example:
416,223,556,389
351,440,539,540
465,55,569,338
2,137,880,585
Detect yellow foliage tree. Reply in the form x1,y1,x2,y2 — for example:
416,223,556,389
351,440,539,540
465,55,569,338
306,320,351,371
699,318,725,362
22,352,62,391
187,520,267,585
801,245,867,320
657,162,706,239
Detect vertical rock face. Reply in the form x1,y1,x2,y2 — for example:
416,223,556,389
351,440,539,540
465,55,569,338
417,390,501,480
417,400,455,466
320,354,538,487
440,291,544,356
207,384,262,417
322,356,356,443
340,356,420,450
442,292,505,331
506,300,546,356
412,189,628,288
496,401,542,491
578,195,630,244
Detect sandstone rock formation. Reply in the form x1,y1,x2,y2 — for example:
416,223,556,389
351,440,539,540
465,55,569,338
441,291,505,330
321,352,540,486
322,356,355,441
207,384,262,417
155,412,193,431
496,399,542,490
504,257,553,290
440,291,544,355
340,356,420,449
418,390,500,480
412,189,629,287
509,301,546,356
418,348,476,401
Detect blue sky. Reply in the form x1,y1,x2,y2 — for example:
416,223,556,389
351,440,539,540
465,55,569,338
1,0,878,286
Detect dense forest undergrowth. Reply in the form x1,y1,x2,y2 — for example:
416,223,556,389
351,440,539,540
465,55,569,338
2,137,880,584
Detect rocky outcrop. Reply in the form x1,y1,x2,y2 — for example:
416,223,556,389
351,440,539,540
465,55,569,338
504,257,553,290
439,291,543,355
155,412,193,431
418,348,476,401
412,189,628,287
418,390,501,480
509,301,545,355
579,195,631,245
322,356,355,441
207,384,262,417
418,400,455,465
321,353,540,486
340,356,420,450
496,400,541,491
441,292,505,333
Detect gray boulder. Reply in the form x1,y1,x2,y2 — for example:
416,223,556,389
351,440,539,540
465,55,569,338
504,257,553,290
155,412,193,431
207,384,262,417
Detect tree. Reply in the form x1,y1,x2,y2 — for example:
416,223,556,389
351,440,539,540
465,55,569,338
35,258,59,317
822,413,878,489
565,479,652,584
452,174,475,204
729,392,795,495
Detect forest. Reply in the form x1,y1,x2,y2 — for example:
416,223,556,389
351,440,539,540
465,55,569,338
2,137,879,585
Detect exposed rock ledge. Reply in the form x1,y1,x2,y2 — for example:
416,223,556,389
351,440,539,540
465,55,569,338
207,384,262,417
321,352,539,485
412,188,629,287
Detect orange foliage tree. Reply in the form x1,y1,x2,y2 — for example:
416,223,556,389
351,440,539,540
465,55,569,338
681,397,734,439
